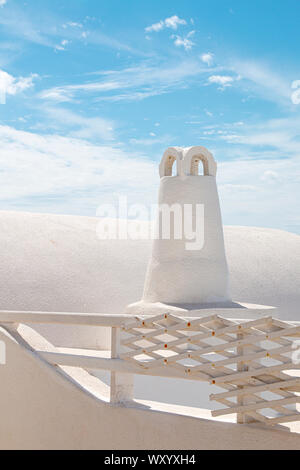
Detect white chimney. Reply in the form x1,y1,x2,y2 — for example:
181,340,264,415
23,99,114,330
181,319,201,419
127,146,275,318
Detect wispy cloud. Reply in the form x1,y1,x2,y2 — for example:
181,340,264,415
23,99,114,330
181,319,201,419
230,59,292,106
0,6,54,47
63,21,83,29
0,124,157,214
0,0,7,6
145,15,186,33
0,120,298,233
194,116,300,232
37,50,298,118
129,134,172,147
77,29,145,55
218,115,300,157
54,39,69,52
40,107,115,141
95,88,169,103
0,5,144,55
218,155,300,233
194,113,300,229
39,60,210,103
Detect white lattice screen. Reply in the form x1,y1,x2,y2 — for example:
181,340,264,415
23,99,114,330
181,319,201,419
121,313,300,426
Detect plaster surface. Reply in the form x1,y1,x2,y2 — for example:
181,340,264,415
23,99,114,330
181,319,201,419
0,210,300,446
140,176,230,306
0,210,299,346
1,326,300,450
140,146,230,311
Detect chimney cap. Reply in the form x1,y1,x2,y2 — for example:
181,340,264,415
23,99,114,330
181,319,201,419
159,146,217,178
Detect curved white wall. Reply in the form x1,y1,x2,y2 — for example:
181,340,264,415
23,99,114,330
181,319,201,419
0,211,299,350
1,325,300,450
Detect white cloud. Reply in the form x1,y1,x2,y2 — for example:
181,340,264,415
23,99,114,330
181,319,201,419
0,69,37,103
260,170,279,182
208,75,234,86
172,31,195,51
218,156,300,233
145,21,164,33
0,122,298,234
165,15,186,29
197,116,300,233
145,15,186,33
41,107,115,141
291,80,300,105
55,39,69,51
201,52,214,65
0,0,7,6
0,124,157,214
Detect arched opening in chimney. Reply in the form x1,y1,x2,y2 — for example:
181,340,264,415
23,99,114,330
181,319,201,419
164,154,177,176
190,155,209,176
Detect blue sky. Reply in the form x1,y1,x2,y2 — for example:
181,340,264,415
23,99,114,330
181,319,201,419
0,0,299,233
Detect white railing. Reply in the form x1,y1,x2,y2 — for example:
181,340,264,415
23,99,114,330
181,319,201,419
1,310,300,427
